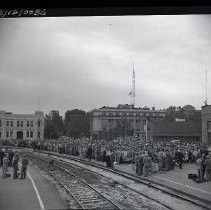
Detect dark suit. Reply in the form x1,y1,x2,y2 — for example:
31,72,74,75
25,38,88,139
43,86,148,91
175,151,184,169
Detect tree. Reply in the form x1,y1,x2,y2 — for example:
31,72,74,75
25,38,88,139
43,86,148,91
165,106,185,121
64,109,90,138
44,110,65,139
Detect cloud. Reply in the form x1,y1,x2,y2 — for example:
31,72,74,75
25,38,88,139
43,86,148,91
0,15,210,116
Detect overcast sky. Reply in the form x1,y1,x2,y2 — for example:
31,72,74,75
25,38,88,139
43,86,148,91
0,15,211,116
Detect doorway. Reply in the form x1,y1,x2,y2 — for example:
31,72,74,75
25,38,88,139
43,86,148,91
17,131,23,139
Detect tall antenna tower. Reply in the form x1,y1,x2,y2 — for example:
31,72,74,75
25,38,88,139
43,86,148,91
205,69,208,105
129,61,135,106
132,61,135,106
37,96,40,111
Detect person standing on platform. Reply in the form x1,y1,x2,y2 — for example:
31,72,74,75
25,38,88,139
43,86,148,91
20,155,29,179
2,153,9,178
175,149,184,169
205,152,211,181
87,145,92,162
143,152,152,177
12,152,19,179
0,148,5,167
196,155,203,181
202,153,207,180
138,152,144,176
110,149,115,169
135,153,139,175
106,149,111,168
8,149,14,167
165,150,171,171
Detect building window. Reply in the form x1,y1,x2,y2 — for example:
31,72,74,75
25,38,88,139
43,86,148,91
17,121,20,127
27,121,30,127
38,120,41,127
7,121,10,126
0,131,1,137
21,121,23,127
27,131,29,138
30,131,33,138
37,131,40,138
208,121,211,130
30,121,33,127
159,113,165,117
10,131,13,138
10,121,13,127
6,131,9,138
0,119,1,127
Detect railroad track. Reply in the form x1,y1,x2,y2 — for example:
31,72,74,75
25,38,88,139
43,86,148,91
36,150,211,210
19,150,211,210
27,155,121,209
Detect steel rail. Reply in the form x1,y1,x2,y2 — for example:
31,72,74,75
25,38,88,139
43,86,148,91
34,150,211,210
29,157,84,209
28,155,121,210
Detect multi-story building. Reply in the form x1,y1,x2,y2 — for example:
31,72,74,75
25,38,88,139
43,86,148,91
202,105,211,146
0,111,44,141
90,104,166,140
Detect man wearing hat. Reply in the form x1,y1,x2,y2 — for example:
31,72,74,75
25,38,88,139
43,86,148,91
20,155,29,179
205,152,211,181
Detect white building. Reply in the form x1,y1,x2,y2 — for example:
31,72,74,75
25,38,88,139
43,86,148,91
0,111,44,141
90,104,166,140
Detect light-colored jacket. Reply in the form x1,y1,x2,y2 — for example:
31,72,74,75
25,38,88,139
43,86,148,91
205,157,211,170
196,158,203,170
2,157,8,169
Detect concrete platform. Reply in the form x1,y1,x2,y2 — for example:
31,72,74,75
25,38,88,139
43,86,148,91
0,164,69,210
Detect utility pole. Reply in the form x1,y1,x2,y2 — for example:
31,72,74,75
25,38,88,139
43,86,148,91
145,118,148,141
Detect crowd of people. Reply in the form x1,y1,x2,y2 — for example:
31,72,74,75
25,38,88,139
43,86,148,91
0,147,29,179
1,137,211,182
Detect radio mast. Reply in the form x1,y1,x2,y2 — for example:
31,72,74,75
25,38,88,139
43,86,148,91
205,69,208,105
132,61,135,106
128,61,135,106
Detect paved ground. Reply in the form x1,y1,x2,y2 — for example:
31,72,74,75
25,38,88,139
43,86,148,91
0,164,69,210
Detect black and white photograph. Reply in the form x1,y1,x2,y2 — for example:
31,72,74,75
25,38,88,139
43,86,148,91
0,11,211,210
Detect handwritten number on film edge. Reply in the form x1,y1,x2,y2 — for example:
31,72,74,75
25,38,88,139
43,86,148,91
0,9,47,18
